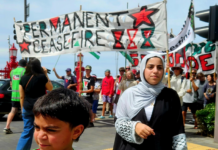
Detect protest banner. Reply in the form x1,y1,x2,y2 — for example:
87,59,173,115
15,2,168,57
129,41,216,75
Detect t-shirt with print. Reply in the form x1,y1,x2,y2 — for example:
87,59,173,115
62,75,77,91
82,76,95,99
93,81,101,100
20,74,48,111
183,79,200,103
197,80,207,101
204,83,216,104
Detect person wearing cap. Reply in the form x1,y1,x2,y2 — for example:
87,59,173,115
92,74,101,121
99,69,114,119
79,65,95,127
53,67,77,91
4,59,27,134
163,64,187,106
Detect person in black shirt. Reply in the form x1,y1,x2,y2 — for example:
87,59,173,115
79,65,95,127
17,58,53,150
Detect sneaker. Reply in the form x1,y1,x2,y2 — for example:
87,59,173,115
108,115,114,118
3,128,13,134
88,122,94,128
98,116,105,119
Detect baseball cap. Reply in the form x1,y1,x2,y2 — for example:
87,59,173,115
66,68,71,72
105,69,110,73
85,65,92,70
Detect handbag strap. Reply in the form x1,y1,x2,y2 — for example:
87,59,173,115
25,75,34,90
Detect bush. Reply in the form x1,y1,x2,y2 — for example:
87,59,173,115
196,103,215,136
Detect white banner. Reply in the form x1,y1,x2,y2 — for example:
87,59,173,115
15,1,167,57
130,41,217,75
168,17,195,53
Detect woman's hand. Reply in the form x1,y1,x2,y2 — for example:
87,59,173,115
135,122,155,139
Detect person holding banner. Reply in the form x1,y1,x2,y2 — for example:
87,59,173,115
113,54,186,150
163,64,187,106
53,68,77,91
182,69,199,129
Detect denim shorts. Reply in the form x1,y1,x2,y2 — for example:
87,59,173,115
102,95,112,103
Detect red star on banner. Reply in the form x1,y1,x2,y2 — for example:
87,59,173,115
19,40,31,54
129,6,158,29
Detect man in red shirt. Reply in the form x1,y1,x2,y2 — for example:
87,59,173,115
99,69,114,119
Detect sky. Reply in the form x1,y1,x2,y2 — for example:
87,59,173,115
0,0,217,79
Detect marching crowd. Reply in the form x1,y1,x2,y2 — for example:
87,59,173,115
2,55,217,150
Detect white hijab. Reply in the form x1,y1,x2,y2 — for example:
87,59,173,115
116,54,166,119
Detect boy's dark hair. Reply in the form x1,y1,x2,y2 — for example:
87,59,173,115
33,88,90,141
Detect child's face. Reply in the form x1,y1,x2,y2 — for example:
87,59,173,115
34,115,84,150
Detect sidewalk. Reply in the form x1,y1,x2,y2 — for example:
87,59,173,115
186,124,218,150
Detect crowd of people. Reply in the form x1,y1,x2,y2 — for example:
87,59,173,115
2,55,217,150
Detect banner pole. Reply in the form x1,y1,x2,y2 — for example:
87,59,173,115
54,55,61,69
166,50,171,88
164,0,171,88
125,2,128,70
79,5,83,97
79,52,82,97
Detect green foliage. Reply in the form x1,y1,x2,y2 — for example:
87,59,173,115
196,103,215,135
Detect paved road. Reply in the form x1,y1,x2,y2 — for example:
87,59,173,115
0,111,218,150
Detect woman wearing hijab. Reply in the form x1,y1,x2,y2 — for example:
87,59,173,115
118,71,137,95
113,54,187,150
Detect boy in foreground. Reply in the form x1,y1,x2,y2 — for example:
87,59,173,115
32,88,90,150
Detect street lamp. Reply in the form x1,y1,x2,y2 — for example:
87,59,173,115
9,44,17,58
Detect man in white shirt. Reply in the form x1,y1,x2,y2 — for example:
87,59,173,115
163,64,187,106
182,69,199,129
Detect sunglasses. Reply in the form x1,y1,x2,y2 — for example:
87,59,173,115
126,68,130,69
192,72,196,74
